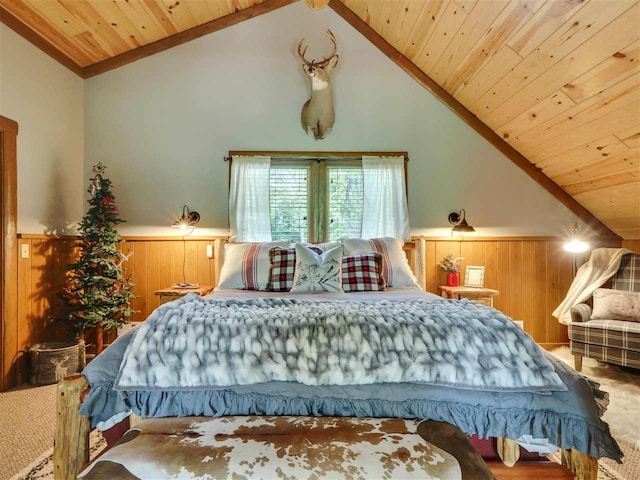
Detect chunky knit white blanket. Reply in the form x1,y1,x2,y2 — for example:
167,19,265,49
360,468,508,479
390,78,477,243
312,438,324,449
114,295,564,393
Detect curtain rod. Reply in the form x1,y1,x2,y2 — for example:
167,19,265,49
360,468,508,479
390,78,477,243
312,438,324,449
224,151,409,161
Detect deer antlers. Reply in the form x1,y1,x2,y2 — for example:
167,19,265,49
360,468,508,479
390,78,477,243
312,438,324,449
296,29,339,140
297,29,338,67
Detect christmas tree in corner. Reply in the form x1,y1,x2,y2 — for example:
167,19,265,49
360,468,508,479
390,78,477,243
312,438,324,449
62,163,135,346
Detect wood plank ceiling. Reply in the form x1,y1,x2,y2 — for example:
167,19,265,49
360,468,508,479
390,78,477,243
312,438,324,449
0,0,638,238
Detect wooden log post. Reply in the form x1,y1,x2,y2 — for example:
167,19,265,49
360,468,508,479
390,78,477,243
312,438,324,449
496,437,520,467
561,449,598,480
129,412,144,428
54,375,90,480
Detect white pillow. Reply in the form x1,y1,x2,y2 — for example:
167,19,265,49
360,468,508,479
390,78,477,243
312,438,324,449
293,241,341,252
217,241,289,291
291,244,343,293
592,288,640,322
340,237,419,288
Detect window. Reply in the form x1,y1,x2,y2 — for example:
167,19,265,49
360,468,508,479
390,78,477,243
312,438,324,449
270,165,309,242
269,160,363,242
327,166,363,240
228,152,409,243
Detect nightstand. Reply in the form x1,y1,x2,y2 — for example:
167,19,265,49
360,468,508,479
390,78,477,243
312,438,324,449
437,285,499,307
155,285,214,304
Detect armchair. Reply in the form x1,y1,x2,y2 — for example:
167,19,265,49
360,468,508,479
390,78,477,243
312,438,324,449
569,252,640,371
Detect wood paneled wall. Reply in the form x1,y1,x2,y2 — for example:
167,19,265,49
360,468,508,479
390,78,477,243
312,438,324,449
14,236,77,385
12,235,223,385
120,237,223,323
415,237,622,347
11,234,636,388
622,239,640,253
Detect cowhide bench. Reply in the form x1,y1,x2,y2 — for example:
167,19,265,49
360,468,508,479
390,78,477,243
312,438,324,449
78,416,494,479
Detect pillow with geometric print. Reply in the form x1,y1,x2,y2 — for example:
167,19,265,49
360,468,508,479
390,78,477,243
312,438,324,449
341,237,419,288
267,246,322,292
342,253,386,292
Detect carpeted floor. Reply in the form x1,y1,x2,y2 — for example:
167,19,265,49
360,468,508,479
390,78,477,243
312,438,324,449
596,439,640,480
2,348,638,480
550,346,640,449
0,384,57,480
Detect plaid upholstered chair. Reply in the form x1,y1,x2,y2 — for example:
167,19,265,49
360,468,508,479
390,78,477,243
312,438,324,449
569,252,640,371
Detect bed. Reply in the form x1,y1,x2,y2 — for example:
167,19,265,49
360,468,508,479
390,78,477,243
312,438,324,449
53,239,622,479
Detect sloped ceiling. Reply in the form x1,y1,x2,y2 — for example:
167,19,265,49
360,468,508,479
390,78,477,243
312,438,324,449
0,0,638,238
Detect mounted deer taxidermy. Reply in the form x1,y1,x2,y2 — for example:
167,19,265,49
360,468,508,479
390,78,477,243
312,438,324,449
297,29,339,140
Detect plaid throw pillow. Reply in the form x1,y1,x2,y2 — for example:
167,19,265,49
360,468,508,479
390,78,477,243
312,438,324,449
342,253,386,292
267,246,322,292
341,237,419,288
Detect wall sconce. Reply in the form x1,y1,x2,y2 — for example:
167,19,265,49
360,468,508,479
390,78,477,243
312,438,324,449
448,209,475,233
172,205,200,230
172,205,200,288
563,222,589,253
564,222,589,277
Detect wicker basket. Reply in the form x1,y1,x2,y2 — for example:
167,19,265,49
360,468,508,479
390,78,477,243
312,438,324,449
28,341,84,385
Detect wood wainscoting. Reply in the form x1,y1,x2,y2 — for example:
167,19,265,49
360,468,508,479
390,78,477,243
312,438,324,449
413,236,623,349
10,234,634,389
12,235,226,386
622,239,640,253
14,236,77,385
118,236,226,324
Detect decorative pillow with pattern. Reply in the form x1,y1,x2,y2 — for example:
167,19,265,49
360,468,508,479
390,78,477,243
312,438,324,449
267,246,322,292
341,237,420,288
216,241,289,291
294,241,341,252
342,253,386,292
291,244,343,293
592,288,640,322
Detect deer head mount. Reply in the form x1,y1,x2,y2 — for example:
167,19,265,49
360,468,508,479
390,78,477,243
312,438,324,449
297,29,339,140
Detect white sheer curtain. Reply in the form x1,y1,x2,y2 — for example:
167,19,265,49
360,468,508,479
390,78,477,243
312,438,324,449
361,155,410,240
229,156,272,242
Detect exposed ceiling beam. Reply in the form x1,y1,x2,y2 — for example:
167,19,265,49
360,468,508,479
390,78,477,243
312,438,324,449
83,0,298,78
0,6,84,78
0,0,298,80
328,0,620,239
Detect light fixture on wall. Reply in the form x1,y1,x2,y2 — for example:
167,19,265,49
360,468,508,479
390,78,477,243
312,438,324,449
172,205,200,230
448,209,475,233
564,222,589,277
172,205,200,288
563,222,589,253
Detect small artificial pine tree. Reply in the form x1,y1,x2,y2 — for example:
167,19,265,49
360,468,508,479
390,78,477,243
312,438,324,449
62,163,135,339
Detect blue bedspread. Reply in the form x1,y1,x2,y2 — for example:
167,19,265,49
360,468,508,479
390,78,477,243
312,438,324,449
81,323,622,461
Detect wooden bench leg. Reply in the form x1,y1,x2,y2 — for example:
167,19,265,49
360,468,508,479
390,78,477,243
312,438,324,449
574,355,583,372
497,437,520,467
417,420,495,479
54,375,90,480
562,449,598,480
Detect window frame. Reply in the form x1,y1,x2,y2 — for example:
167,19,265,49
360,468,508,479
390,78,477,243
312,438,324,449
227,151,409,242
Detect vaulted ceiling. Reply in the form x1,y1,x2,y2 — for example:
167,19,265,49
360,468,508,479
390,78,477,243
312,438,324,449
1,0,638,238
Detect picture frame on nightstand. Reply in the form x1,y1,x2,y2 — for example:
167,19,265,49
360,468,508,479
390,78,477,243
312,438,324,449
464,266,485,288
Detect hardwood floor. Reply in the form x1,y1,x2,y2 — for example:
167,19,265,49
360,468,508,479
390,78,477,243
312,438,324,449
487,460,573,479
